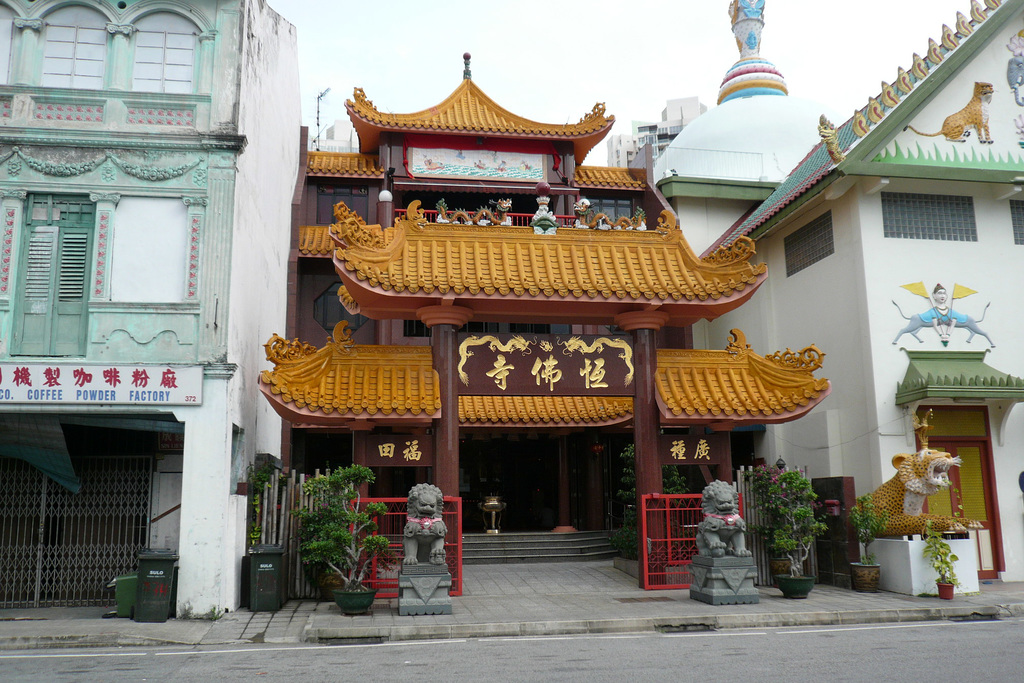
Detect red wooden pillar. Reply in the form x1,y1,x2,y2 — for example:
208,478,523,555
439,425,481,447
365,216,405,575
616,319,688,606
352,431,369,498
616,310,668,584
420,304,472,498
553,435,576,532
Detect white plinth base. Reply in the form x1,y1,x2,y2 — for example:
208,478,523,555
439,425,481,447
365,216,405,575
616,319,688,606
873,537,979,595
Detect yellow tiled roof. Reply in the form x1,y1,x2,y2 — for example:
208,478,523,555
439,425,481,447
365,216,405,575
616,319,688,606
259,323,440,423
656,329,831,424
307,151,383,177
333,201,766,308
459,395,633,427
298,226,333,255
575,166,646,189
346,80,613,162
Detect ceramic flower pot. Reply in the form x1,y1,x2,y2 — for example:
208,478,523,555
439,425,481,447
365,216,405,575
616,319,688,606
775,574,816,599
850,563,880,593
936,582,955,600
332,588,378,614
768,558,791,586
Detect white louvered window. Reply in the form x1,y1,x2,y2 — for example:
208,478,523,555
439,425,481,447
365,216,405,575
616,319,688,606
13,196,95,356
132,13,198,93
42,6,108,89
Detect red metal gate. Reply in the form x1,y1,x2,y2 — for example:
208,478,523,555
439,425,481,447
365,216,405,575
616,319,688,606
363,496,463,598
639,493,704,590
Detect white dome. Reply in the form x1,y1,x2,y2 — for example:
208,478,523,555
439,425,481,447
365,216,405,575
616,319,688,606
658,96,844,183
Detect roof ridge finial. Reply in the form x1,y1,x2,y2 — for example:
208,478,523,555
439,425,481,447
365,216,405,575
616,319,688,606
463,52,471,80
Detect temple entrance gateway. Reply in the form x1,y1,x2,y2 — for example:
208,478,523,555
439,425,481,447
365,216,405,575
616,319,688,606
459,437,560,532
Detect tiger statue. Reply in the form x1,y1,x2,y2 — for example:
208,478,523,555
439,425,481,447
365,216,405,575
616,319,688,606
869,448,982,537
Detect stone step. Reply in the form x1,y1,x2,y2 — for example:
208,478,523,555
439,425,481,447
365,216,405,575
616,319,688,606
460,531,615,565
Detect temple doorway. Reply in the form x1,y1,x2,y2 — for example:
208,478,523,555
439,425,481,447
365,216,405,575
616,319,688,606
459,436,560,533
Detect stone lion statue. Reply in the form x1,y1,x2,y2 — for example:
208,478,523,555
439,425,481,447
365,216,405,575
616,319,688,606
870,448,982,536
696,480,751,558
403,483,448,566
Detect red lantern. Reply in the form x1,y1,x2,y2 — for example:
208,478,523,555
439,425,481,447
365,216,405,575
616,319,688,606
590,442,605,456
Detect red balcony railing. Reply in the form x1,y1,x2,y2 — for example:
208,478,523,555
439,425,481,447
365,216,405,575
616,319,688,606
394,208,576,228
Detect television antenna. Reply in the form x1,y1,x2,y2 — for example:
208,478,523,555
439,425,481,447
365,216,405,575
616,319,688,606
315,87,331,150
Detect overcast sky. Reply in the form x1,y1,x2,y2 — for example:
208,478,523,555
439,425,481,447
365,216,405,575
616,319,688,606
275,0,974,162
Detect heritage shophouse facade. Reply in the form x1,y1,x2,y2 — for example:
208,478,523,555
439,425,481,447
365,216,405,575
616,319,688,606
261,58,832,552
0,0,299,612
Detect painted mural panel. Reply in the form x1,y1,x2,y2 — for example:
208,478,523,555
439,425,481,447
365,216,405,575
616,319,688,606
408,146,544,181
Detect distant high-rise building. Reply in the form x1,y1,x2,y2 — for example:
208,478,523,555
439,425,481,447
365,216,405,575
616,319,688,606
606,97,707,166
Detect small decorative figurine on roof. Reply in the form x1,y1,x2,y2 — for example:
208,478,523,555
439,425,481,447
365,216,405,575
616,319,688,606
891,282,994,347
572,198,647,231
531,181,558,235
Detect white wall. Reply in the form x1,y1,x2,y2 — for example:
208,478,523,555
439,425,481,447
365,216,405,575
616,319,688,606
110,198,188,302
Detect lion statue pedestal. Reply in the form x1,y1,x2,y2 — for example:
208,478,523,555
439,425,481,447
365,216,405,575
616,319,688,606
398,483,453,616
689,480,759,606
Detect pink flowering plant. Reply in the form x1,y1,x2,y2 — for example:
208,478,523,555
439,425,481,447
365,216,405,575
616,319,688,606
295,465,394,592
745,465,827,578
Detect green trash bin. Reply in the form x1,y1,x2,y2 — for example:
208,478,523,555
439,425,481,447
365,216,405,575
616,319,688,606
249,544,284,612
111,574,137,618
134,549,178,623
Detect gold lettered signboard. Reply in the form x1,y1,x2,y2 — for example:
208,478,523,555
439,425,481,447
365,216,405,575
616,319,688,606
364,435,433,468
456,334,634,396
657,433,730,467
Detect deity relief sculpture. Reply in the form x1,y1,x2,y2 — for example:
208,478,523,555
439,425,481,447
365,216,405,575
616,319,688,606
402,483,448,566
696,480,752,558
891,282,994,347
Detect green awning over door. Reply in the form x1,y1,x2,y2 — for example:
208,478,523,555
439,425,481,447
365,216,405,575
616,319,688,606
895,351,1024,405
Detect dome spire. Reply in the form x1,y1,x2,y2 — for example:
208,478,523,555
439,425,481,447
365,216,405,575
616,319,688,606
718,1,788,104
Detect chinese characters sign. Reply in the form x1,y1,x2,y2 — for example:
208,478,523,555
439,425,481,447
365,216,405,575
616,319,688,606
0,363,203,405
457,334,634,396
657,433,729,467
364,434,434,468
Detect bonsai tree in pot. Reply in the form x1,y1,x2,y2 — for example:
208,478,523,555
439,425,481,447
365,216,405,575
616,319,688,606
294,465,395,613
922,519,960,599
848,494,889,592
745,465,827,598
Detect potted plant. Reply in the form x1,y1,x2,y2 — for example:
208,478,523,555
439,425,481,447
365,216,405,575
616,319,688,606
922,519,959,600
848,494,889,592
745,465,827,598
294,464,395,614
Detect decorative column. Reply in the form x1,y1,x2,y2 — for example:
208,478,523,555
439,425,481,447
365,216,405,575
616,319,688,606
181,197,208,301
89,193,120,302
196,32,218,95
614,312,668,495
12,18,42,86
419,303,472,496
552,435,576,532
616,309,668,585
0,190,27,352
106,24,135,90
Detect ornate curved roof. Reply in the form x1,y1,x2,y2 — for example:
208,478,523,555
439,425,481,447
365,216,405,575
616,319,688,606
307,151,383,177
346,80,614,163
298,226,333,255
656,329,831,428
574,165,646,189
259,327,829,430
331,201,767,326
259,323,441,427
459,395,633,427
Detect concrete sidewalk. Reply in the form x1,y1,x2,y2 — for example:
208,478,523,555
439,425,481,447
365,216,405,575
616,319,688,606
3,561,1023,650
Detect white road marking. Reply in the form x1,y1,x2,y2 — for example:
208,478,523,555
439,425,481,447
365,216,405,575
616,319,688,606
0,652,149,660
779,622,960,635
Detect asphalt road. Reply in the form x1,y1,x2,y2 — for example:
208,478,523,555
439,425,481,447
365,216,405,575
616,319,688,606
1,616,1021,682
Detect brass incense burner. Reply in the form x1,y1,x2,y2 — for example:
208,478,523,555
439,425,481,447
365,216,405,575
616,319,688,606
479,495,506,534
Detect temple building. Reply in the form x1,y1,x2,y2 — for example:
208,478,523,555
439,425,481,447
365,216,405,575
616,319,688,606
260,51,831,543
